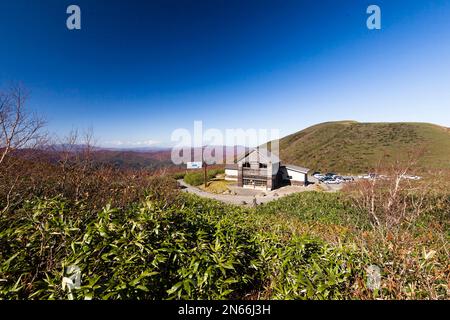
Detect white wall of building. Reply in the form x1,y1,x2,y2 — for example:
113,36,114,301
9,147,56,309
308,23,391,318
225,169,238,181
286,168,306,182
272,162,279,176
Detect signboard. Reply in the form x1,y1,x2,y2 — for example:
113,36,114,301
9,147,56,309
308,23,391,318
187,161,203,169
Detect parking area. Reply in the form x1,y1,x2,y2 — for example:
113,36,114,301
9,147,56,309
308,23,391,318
311,172,355,186
311,171,423,187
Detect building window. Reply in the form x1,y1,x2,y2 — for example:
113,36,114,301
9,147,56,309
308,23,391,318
259,163,267,168
244,178,267,188
243,162,250,168
254,180,267,187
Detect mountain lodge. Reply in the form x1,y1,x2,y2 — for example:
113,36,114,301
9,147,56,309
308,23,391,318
225,148,310,190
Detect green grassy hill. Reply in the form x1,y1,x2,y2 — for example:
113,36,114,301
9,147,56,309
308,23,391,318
276,121,450,173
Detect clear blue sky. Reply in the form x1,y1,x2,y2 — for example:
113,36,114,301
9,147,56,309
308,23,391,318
1,0,449,147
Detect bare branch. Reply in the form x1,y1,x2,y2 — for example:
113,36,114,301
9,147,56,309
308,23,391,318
0,83,46,165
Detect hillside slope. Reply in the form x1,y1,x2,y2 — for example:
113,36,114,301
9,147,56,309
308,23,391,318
277,121,450,173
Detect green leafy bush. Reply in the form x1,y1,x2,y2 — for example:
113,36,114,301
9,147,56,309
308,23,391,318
0,193,367,300
257,192,369,228
183,169,225,186
0,195,258,299
183,172,204,186
1,186,447,300
171,172,186,180
258,236,367,299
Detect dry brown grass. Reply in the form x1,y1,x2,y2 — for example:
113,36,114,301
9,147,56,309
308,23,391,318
0,150,179,213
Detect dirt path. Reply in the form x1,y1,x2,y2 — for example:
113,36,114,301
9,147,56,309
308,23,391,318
177,179,322,206
178,180,266,205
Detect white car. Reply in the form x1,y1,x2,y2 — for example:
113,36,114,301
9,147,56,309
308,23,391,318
400,174,422,180
313,174,325,180
359,173,377,179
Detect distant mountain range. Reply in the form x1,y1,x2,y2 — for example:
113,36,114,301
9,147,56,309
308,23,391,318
275,121,450,173
43,145,247,170
50,144,169,153
98,146,171,152
40,122,450,173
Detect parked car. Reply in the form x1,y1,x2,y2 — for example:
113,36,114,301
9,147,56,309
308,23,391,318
400,174,422,180
313,172,325,180
360,173,376,179
321,173,336,180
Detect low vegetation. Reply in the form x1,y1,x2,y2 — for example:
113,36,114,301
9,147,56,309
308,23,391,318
0,192,368,300
199,180,233,194
183,169,224,186
257,191,449,299
1,172,448,299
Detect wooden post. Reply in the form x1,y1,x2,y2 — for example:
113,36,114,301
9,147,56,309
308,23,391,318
202,146,207,188
204,161,207,188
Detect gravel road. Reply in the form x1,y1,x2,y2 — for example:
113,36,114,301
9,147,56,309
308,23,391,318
177,179,324,206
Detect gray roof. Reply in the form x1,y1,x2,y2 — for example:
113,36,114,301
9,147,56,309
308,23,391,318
284,164,311,174
237,147,280,163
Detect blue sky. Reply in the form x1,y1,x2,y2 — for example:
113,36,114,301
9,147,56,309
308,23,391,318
1,0,449,147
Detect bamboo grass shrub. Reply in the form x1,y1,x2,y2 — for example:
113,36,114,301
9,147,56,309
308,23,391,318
1,192,368,300
1,181,447,300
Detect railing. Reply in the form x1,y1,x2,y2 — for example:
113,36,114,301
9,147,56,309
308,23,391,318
242,168,270,178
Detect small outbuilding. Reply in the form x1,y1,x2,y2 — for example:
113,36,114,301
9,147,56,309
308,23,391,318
281,164,310,186
224,148,310,190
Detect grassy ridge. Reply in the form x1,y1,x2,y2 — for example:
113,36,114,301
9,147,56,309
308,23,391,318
277,121,450,173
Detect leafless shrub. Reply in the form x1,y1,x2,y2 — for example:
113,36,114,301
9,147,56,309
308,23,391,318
343,149,441,231
0,84,46,165
0,84,47,213
0,83,178,211
49,128,99,202
343,150,449,299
